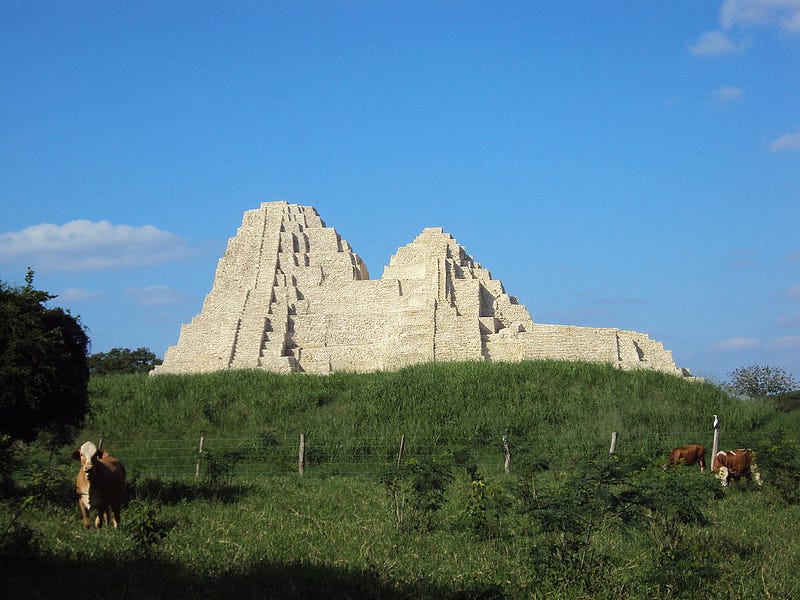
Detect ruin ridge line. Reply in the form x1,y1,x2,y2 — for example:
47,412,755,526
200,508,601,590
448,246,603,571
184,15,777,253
152,201,691,377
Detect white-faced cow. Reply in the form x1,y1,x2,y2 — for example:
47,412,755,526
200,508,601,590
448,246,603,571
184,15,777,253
72,441,126,529
667,444,706,472
712,448,762,487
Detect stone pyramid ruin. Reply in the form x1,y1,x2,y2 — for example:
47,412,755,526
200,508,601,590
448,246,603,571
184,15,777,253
152,201,691,377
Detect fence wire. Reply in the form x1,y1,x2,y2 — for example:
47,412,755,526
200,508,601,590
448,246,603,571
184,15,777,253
94,428,763,480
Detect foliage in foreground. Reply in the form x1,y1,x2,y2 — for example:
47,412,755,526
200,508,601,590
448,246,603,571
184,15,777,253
2,362,799,598
0,270,89,445
2,447,799,599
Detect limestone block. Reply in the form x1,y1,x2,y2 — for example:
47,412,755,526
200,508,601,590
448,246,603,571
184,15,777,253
153,201,690,378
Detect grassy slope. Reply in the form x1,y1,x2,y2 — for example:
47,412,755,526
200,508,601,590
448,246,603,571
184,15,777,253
4,360,799,599
86,361,770,470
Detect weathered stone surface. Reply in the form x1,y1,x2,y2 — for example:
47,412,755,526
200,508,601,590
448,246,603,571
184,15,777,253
152,201,691,377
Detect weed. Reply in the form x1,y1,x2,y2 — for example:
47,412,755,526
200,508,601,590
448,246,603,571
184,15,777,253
123,498,176,556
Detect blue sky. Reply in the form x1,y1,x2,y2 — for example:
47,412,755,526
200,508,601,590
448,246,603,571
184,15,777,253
1,1,798,383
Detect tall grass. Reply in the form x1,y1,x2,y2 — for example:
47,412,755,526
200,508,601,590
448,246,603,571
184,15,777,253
86,360,762,478
4,360,797,599
87,362,746,443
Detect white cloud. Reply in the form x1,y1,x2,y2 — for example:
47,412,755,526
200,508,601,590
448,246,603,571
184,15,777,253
721,0,800,32
693,1,800,58
57,287,104,303
714,86,744,103
777,313,800,327
126,285,189,306
769,131,800,152
0,220,196,272
690,30,744,55
785,283,800,299
711,337,762,350
769,335,800,349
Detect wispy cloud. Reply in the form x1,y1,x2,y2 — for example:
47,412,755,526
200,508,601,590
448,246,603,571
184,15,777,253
57,287,104,303
712,334,800,350
776,313,800,327
721,0,800,32
768,336,800,349
714,86,744,103
692,0,800,57
711,337,762,350
126,285,190,307
690,30,744,56
785,283,800,299
769,131,800,152
0,220,197,272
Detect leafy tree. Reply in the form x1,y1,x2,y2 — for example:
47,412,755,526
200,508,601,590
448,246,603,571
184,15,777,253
723,364,798,398
518,454,721,596
88,346,162,375
0,270,90,443
382,452,454,532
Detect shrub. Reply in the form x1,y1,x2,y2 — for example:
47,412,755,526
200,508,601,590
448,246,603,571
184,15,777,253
382,451,454,532
123,498,176,556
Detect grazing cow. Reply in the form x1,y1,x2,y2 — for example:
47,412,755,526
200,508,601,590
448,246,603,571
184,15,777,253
712,448,762,487
667,444,706,472
72,441,126,529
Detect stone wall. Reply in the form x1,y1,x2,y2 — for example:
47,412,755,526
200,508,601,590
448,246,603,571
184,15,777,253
152,201,691,377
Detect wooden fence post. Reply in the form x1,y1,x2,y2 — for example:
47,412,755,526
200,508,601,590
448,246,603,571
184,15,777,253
503,435,511,473
712,415,720,463
299,433,306,476
397,434,405,466
609,431,618,454
195,436,204,478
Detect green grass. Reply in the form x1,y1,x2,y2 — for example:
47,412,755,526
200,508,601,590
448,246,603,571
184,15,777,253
3,360,799,599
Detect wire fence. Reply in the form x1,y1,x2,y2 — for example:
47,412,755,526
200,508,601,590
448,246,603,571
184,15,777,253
95,427,762,480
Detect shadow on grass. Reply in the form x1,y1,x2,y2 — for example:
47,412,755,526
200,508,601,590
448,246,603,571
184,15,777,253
127,477,251,504
0,553,505,600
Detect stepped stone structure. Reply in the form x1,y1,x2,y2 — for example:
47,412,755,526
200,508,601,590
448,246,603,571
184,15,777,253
152,201,691,377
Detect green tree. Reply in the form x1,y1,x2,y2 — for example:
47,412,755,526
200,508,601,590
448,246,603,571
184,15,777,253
88,347,162,375
724,364,798,398
518,454,721,596
0,270,90,442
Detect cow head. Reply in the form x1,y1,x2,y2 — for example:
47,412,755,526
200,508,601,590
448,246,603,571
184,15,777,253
71,441,106,479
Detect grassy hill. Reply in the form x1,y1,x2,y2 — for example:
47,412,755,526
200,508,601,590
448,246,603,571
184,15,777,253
3,361,799,598
85,361,770,472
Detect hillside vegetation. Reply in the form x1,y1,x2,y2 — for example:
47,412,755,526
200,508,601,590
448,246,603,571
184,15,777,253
85,361,768,469
3,360,799,599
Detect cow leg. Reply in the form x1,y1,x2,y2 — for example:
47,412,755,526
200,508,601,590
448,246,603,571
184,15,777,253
109,504,121,529
717,466,730,487
77,498,91,529
751,463,763,486
95,504,107,529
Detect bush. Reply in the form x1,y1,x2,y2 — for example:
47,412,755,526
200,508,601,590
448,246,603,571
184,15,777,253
382,451,455,532
88,347,162,376
518,453,723,596
123,498,176,556
754,436,800,506
0,271,90,443
723,365,797,399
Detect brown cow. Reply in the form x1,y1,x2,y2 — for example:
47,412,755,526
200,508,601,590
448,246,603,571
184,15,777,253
667,444,706,472
712,448,762,487
72,441,126,529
